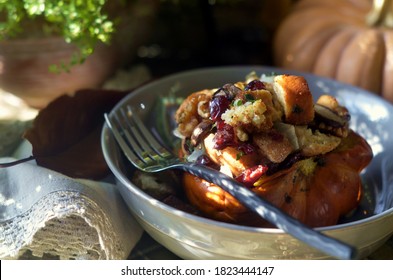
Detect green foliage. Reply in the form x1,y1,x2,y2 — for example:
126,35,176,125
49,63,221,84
0,0,118,71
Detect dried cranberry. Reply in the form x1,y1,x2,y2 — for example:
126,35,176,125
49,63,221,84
213,121,236,150
266,152,303,175
245,80,265,91
236,165,269,187
195,155,219,169
216,120,229,130
238,143,256,155
281,152,303,169
210,95,230,122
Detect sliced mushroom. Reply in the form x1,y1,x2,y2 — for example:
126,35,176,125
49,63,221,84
190,119,214,146
213,83,242,100
314,104,348,128
316,95,350,121
181,137,193,156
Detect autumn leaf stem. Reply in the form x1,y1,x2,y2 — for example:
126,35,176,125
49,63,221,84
0,155,36,168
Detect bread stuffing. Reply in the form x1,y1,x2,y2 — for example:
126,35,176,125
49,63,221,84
174,73,373,227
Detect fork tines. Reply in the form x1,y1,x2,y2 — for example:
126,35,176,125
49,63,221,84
105,105,173,170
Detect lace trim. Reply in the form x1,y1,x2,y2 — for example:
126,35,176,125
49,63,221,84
0,190,127,260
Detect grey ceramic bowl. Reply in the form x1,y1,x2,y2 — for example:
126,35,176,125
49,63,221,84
101,66,393,259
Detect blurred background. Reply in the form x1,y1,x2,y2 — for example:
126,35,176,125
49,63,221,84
0,0,297,109
3,0,393,108
132,0,295,77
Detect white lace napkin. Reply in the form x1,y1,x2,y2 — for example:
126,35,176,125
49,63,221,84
0,154,143,260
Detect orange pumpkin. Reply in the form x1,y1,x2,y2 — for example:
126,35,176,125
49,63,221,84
274,0,393,103
183,130,373,227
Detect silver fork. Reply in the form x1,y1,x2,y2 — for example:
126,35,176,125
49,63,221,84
104,105,357,260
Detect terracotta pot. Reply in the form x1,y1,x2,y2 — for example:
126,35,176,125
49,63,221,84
0,38,119,108
0,0,158,109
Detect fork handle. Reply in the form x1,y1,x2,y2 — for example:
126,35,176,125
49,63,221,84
176,162,357,260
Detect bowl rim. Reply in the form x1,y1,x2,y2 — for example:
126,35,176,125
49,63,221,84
102,65,393,234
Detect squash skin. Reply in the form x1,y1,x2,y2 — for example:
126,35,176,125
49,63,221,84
182,131,373,227
274,0,393,103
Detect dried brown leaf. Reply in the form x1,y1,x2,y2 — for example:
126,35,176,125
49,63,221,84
24,89,128,179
